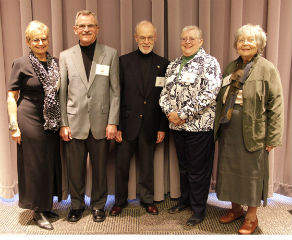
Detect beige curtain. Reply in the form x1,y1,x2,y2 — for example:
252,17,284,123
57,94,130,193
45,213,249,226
0,0,291,200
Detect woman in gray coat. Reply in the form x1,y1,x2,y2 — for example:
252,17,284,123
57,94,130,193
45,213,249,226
214,24,284,234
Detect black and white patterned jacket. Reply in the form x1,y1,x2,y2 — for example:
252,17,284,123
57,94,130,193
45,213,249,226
159,48,222,132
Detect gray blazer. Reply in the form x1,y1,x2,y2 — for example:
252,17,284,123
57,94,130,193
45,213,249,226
59,43,120,140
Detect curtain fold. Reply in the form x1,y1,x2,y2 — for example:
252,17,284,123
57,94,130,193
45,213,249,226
0,12,18,199
0,0,291,200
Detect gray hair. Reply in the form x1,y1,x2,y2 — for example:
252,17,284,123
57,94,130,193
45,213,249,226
75,10,98,25
135,20,157,36
25,20,49,41
181,25,203,39
234,24,267,55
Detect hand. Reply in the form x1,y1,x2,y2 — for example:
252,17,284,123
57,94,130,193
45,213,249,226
265,145,274,152
106,124,117,140
156,131,165,143
11,127,21,144
115,130,123,143
168,112,185,126
59,126,72,141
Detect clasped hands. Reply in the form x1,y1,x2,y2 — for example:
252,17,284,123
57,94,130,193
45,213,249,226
168,112,185,126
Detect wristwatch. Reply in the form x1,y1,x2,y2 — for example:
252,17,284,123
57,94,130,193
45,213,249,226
9,121,18,131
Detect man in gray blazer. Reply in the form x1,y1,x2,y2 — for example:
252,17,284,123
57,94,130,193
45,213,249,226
59,10,119,223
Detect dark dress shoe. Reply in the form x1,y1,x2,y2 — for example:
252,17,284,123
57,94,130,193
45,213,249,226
44,210,59,218
33,212,53,230
110,205,124,216
92,209,106,222
186,214,204,226
141,203,159,215
67,209,84,223
168,203,188,214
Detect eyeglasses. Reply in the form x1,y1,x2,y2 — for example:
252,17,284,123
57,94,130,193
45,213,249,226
138,36,155,42
31,38,48,43
180,37,199,43
76,24,97,30
238,38,256,44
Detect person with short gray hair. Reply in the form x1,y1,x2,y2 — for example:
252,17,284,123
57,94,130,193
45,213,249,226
214,24,284,234
109,20,169,216
59,10,119,223
159,25,221,226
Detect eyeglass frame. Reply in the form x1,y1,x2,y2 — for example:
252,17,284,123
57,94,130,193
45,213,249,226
75,24,98,30
137,36,155,42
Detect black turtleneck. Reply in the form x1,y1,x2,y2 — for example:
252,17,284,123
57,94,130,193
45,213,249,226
137,49,154,93
80,41,96,80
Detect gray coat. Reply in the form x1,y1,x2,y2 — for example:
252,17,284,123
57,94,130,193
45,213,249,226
59,43,120,140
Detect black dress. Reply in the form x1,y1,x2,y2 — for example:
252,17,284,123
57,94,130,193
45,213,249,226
8,56,62,212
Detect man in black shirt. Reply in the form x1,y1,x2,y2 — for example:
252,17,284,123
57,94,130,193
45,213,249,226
110,21,169,216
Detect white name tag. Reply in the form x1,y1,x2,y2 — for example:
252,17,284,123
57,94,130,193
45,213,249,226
222,74,232,87
181,73,195,83
96,64,110,76
155,77,166,87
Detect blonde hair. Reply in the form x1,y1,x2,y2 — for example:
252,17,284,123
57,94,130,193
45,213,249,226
181,25,203,39
75,10,98,25
25,20,49,41
234,24,267,55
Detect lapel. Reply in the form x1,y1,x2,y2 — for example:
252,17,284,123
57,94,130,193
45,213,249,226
88,43,105,90
144,54,159,99
132,51,144,97
71,45,88,89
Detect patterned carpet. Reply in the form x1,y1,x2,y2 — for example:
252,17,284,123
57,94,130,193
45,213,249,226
0,193,291,235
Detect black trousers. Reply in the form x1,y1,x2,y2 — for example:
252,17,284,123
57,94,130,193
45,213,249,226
66,131,109,210
172,130,214,219
115,125,155,205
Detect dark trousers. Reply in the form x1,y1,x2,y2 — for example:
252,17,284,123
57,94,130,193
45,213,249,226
115,126,155,205
172,130,214,219
66,131,109,210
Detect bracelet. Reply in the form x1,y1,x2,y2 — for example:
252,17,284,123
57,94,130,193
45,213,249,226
9,121,18,131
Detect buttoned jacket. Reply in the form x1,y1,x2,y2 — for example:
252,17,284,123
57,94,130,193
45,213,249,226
59,43,120,140
119,50,169,142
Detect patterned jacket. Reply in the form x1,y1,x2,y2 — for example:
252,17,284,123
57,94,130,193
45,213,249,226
159,48,222,132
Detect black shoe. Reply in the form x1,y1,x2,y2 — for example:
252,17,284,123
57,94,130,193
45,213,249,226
92,209,106,222
43,210,59,218
33,212,54,230
168,203,188,214
186,214,204,226
67,209,84,223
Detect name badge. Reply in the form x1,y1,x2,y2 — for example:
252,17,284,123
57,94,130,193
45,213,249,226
155,77,166,87
96,64,110,76
222,74,232,87
181,73,195,83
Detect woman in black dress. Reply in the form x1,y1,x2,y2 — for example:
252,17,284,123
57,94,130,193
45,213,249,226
7,20,62,230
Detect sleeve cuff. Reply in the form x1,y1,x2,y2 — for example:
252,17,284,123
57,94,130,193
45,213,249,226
177,110,187,120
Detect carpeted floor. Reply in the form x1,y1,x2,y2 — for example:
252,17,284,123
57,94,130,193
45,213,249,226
0,193,291,235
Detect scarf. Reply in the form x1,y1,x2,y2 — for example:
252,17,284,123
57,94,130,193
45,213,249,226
219,56,256,124
29,51,61,131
